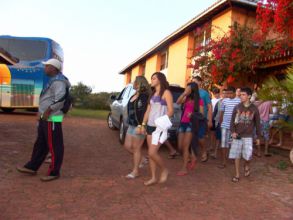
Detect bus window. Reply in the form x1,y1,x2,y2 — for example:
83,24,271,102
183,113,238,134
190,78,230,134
0,38,48,61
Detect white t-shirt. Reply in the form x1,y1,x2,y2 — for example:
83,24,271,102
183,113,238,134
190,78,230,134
212,98,221,112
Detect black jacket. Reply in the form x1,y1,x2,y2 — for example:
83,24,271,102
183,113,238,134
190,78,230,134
127,93,149,126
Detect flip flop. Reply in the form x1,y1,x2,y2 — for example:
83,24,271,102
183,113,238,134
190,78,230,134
125,173,139,179
244,167,251,177
176,171,188,176
232,176,240,183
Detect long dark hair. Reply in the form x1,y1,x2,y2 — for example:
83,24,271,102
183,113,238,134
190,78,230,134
187,82,200,112
151,72,169,97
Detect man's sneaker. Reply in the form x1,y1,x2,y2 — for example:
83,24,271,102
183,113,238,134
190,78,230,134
16,165,37,175
40,175,60,182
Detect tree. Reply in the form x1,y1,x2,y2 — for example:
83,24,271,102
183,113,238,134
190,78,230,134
189,23,263,85
70,82,92,107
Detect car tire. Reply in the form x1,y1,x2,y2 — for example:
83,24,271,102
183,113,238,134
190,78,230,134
107,113,116,130
119,119,126,144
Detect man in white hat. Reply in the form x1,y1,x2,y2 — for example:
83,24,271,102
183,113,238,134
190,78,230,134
17,58,70,182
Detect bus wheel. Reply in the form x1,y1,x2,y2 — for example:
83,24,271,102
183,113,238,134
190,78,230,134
1,108,15,113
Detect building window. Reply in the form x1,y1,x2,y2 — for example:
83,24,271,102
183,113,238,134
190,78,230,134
160,50,168,70
193,25,211,56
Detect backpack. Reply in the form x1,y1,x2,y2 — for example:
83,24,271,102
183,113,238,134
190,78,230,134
59,87,73,114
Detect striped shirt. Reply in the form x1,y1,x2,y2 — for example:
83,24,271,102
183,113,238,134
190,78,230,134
220,97,241,129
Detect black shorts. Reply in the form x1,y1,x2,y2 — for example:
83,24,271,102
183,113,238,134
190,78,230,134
146,125,156,135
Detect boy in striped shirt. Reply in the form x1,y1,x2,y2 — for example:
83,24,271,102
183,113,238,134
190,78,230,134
218,86,241,168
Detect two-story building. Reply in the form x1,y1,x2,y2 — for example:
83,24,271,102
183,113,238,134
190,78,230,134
119,0,292,87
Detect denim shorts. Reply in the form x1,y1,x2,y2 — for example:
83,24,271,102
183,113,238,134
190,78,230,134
127,125,145,139
178,122,192,133
146,125,156,136
179,121,206,138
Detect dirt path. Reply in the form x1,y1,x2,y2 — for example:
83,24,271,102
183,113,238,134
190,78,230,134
0,113,292,220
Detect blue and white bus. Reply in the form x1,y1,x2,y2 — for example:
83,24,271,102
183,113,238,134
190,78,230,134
0,35,63,112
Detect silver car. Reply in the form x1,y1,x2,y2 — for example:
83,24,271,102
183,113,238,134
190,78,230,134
107,84,184,144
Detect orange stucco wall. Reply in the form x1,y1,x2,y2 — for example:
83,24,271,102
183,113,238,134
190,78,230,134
145,54,159,82
124,71,131,84
211,8,232,39
131,65,140,82
167,34,190,87
231,6,256,28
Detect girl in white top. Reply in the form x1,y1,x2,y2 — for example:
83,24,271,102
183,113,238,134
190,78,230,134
141,72,174,186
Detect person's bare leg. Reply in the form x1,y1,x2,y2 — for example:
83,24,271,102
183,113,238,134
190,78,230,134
179,133,192,173
177,133,184,153
210,131,216,154
131,138,145,176
269,128,278,145
218,147,227,168
234,158,241,178
213,139,220,158
164,140,177,155
144,136,157,186
124,135,134,154
199,138,208,162
244,160,250,177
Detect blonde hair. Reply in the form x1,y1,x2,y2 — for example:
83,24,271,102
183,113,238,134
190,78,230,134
134,76,151,95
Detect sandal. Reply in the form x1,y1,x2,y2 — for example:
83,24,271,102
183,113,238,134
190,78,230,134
125,173,139,179
201,155,209,163
232,176,240,183
264,153,272,157
244,167,251,177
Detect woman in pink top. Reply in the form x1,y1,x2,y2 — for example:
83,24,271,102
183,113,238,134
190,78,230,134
176,83,204,176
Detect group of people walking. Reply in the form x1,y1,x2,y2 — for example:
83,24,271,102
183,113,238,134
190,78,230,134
15,63,283,184
123,72,269,185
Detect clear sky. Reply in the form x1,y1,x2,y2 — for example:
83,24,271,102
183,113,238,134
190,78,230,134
1,0,217,92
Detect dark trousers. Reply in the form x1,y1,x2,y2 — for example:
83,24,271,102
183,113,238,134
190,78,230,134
25,120,64,176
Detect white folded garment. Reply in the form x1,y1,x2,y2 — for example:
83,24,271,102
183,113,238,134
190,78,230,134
152,115,172,145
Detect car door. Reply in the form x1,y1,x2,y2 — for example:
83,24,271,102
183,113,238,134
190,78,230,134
111,87,126,126
122,85,135,126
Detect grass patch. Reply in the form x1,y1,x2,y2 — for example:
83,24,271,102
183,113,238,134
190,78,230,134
68,108,109,120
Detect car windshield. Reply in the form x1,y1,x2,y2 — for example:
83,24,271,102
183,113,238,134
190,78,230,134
0,38,48,61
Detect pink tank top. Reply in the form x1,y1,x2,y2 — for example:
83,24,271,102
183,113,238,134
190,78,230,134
181,98,204,123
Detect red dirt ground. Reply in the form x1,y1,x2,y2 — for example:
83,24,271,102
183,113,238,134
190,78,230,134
0,112,292,220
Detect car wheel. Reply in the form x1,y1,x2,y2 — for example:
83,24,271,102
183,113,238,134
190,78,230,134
107,113,116,130
119,119,126,144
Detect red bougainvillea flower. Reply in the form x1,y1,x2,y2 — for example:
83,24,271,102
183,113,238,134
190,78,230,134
227,75,235,84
